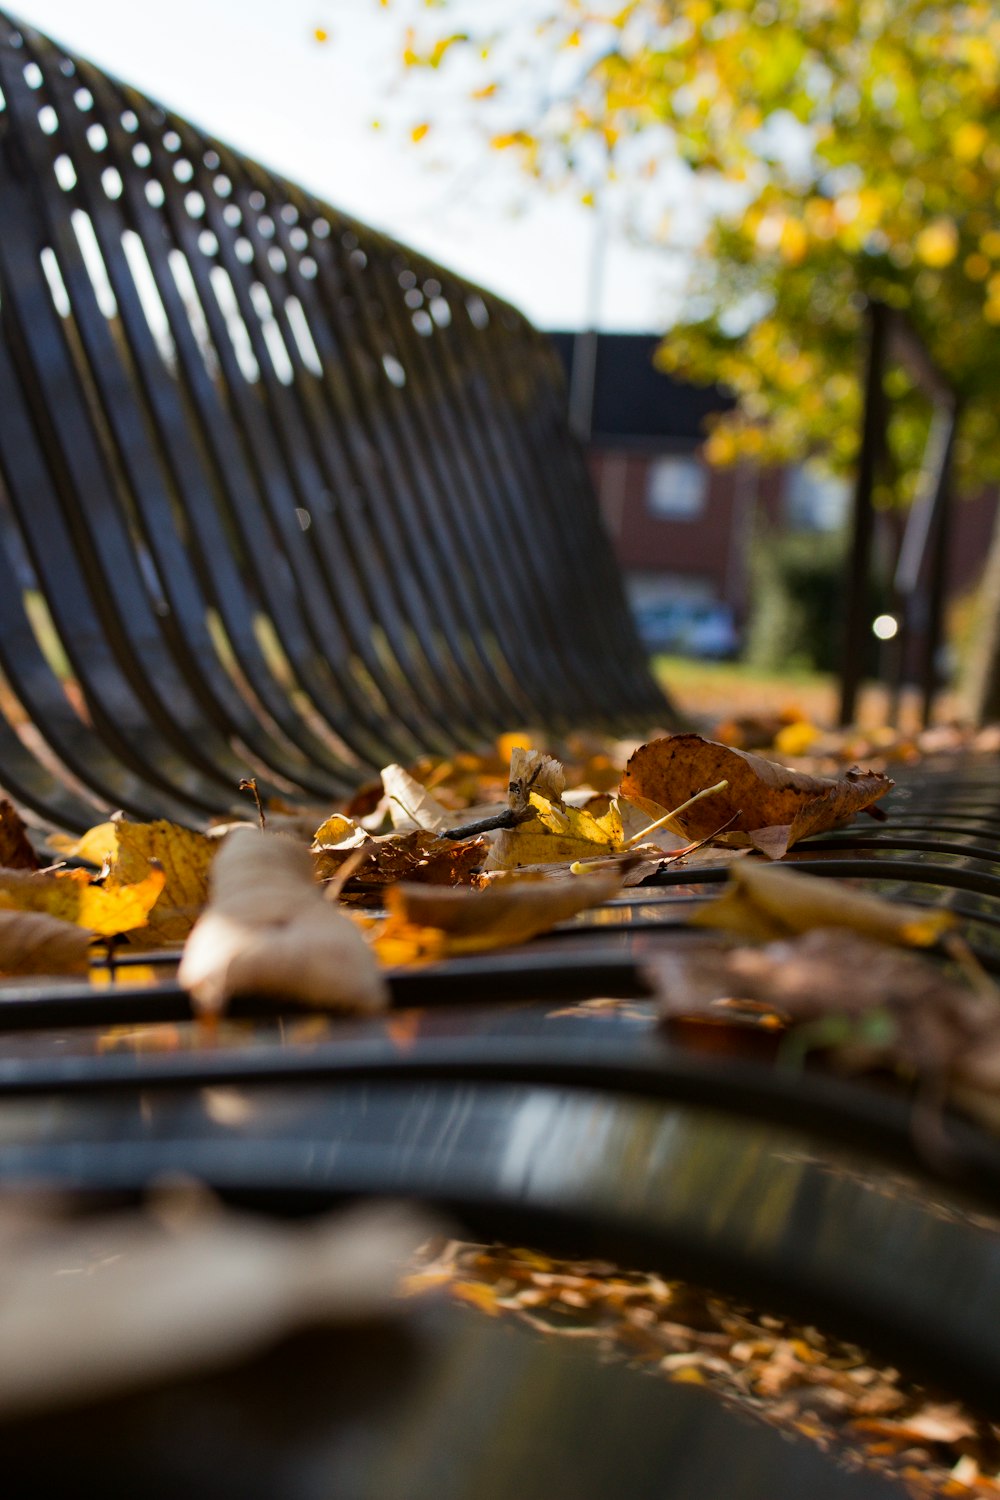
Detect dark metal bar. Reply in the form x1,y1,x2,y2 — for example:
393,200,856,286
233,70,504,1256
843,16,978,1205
840,301,888,728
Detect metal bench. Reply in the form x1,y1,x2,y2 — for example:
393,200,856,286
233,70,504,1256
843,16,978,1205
0,8,667,834
3,12,1000,1498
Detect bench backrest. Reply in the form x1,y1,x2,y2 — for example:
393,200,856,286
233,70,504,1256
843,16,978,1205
0,10,668,832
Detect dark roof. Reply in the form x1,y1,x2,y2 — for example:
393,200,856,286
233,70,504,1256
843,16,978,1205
547,331,731,446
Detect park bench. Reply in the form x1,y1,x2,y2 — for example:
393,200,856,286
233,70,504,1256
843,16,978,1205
3,11,1000,1498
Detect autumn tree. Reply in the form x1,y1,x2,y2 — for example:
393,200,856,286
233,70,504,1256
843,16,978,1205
394,0,1000,717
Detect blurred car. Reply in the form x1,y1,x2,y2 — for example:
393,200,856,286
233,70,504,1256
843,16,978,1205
634,600,739,659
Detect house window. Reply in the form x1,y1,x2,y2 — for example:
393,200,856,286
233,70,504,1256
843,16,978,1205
784,465,850,531
647,455,707,520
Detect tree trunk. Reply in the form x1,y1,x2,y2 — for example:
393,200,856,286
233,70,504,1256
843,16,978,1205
961,498,1000,725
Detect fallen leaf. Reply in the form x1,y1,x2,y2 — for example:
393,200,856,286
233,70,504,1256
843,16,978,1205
621,734,893,858
312,812,359,846
853,1404,976,1445
179,827,389,1016
690,860,955,947
655,928,998,1086
380,763,451,832
0,864,165,938
48,821,119,867
373,868,621,961
0,1194,438,1418
103,816,217,944
0,800,39,871
314,829,488,898
0,908,91,976
508,746,565,809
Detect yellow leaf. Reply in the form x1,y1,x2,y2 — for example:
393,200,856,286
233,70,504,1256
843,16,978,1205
103,818,217,945
497,730,534,762
410,122,431,143
48,821,119,867
772,720,820,757
312,813,358,847
690,860,955,947
373,868,621,960
527,791,623,847
0,865,165,938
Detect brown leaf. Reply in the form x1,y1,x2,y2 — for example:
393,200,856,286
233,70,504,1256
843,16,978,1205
313,829,488,900
178,827,389,1017
621,734,893,858
655,927,997,1082
374,868,621,961
0,800,39,871
0,908,91,976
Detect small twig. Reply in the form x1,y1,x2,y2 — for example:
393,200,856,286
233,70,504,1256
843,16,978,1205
104,933,121,983
322,846,370,901
942,932,1000,1003
238,778,266,832
441,807,530,841
658,811,741,867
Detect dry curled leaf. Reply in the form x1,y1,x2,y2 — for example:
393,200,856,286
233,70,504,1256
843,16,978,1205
0,864,165,938
0,799,39,871
380,762,452,833
0,907,91,976
314,828,488,899
179,827,388,1016
621,734,893,859
373,868,622,962
690,859,955,947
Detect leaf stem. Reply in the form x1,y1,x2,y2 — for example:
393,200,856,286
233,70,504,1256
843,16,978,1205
624,779,729,848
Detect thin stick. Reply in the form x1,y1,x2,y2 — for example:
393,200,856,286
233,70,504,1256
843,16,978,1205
623,779,729,848
238,778,266,832
658,810,741,867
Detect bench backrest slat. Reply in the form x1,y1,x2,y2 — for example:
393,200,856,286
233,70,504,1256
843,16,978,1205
0,10,668,832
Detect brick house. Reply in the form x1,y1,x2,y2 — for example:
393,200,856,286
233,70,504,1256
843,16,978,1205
548,331,995,640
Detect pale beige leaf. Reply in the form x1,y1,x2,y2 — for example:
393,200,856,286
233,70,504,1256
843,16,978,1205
0,1197,438,1418
179,827,388,1016
380,763,452,832
0,908,91,976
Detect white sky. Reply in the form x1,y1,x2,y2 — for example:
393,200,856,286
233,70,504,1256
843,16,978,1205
9,0,689,331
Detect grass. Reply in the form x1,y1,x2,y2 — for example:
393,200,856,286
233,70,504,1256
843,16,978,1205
650,654,961,733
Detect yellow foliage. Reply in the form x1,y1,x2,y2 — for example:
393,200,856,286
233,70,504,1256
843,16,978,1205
102,818,217,945
914,218,959,268
0,865,165,938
